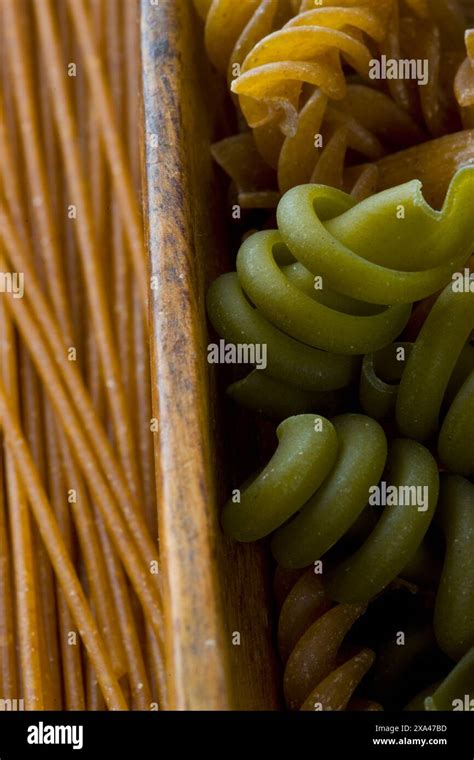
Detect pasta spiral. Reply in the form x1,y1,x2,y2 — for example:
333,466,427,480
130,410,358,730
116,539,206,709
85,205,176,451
361,277,474,477
277,545,474,713
230,3,393,135
425,644,474,710
222,412,439,604
455,29,474,127
207,171,474,712
277,570,380,711
201,0,471,207
192,0,286,80
397,282,474,476
434,475,474,661
207,168,474,412
199,0,474,714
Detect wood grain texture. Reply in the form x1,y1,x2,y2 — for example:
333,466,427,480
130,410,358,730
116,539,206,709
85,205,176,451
141,0,280,710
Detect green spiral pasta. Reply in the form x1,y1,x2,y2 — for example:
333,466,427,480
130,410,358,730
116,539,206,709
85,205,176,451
425,645,474,711
362,332,474,425
434,475,474,661
206,166,474,711
207,169,474,417
359,343,412,421
207,272,358,393
221,414,338,541
271,414,387,568
360,285,474,476
276,169,474,305
326,439,439,603
222,412,439,607
227,370,344,420
396,282,474,476
236,230,410,355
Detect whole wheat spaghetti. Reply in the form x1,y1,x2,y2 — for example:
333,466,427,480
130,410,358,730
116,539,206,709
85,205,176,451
0,0,163,711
